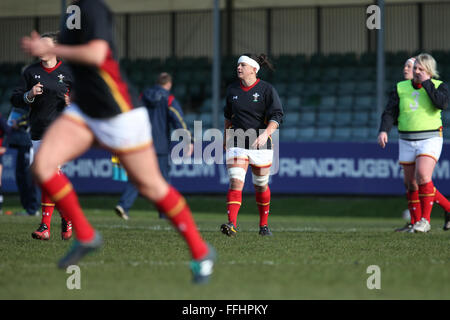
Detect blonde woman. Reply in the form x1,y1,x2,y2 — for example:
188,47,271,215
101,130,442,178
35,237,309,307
378,53,450,232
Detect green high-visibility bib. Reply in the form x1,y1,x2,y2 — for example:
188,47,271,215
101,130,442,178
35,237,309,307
397,79,443,131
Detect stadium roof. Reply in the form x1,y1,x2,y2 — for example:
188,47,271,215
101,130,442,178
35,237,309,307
0,0,435,17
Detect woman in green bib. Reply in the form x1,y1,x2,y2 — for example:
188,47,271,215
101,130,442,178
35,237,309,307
378,53,450,233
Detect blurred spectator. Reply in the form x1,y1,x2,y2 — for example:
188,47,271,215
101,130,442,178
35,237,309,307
4,107,40,216
0,113,12,215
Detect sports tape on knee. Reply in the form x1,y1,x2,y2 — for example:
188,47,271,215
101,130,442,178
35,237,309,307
228,167,247,182
252,173,269,186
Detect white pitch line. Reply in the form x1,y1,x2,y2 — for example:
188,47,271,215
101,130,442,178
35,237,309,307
94,224,391,233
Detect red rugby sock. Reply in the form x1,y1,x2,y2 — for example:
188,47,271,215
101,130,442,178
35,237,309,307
406,190,421,225
156,186,208,260
40,172,95,242
419,182,435,223
41,191,55,229
256,187,271,227
434,188,450,212
227,189,242,228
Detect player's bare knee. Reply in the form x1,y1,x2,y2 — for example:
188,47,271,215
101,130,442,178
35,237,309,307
229,178,244,190
404,179,418,191
416,171,432,185
136,179,168,201
31,156,57,183
253,184,268,193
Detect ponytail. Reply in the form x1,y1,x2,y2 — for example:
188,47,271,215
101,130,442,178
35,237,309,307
243,53,275,72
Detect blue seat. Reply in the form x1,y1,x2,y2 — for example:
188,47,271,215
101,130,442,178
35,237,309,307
370,111,380,123
287,82,304,96
318,95,337,111
340,67,358,81
283,112,301,127
280,128,298,141
336,95,354,111
335,111,352,127
351,126,370,141
352,111,370,125
285,96,301,111
316,126,333,141
302,82,321,97
297,127,315,140
274,83,288,97
355,81,374,95
322,67,340,81
173,84,187,97
337,81,357,95
307,68,322,81
319,82,338,95
188,84,203,98
358,67,375,80
354,95,374,111
318,112,335,125
333,127,352,141
299,111,316,125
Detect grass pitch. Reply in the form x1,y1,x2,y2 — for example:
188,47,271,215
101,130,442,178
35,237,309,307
0,194,449,300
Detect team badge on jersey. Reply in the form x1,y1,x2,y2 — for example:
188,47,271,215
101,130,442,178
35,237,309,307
253,93,260,102
58,74,65,83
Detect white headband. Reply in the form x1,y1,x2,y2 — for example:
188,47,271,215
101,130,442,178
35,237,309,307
406,58,416,65
237,55,260,73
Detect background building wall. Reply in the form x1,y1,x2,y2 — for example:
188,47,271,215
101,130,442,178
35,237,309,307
0,2,448,63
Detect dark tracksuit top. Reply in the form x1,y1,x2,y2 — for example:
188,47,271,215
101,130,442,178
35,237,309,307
379,79,449,138
224,78,284,149
141,85,191,155
0,115,11,146
10,61,73,140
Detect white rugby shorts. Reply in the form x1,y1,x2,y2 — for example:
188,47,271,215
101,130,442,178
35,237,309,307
63,103,152,154
226,147,273,168
398,137,443,164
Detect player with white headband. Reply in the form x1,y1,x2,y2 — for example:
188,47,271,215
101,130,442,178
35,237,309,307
221,53,284,237
403,57,416,80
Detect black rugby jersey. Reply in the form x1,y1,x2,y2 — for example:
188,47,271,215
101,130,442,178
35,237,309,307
59,0,140,118
224,79,284,131
11,61,73,140
224,79,284,149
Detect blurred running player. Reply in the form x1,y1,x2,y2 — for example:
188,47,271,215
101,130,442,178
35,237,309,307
21,0,215,283
378,53,450,232
11,32,73,240
221,53,283,237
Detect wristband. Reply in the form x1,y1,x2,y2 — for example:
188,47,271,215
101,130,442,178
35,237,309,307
24,91,35,104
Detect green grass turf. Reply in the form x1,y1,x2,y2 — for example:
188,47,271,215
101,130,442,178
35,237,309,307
0,194,449,300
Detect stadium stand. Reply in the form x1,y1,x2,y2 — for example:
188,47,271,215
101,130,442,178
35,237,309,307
1,51,449,141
